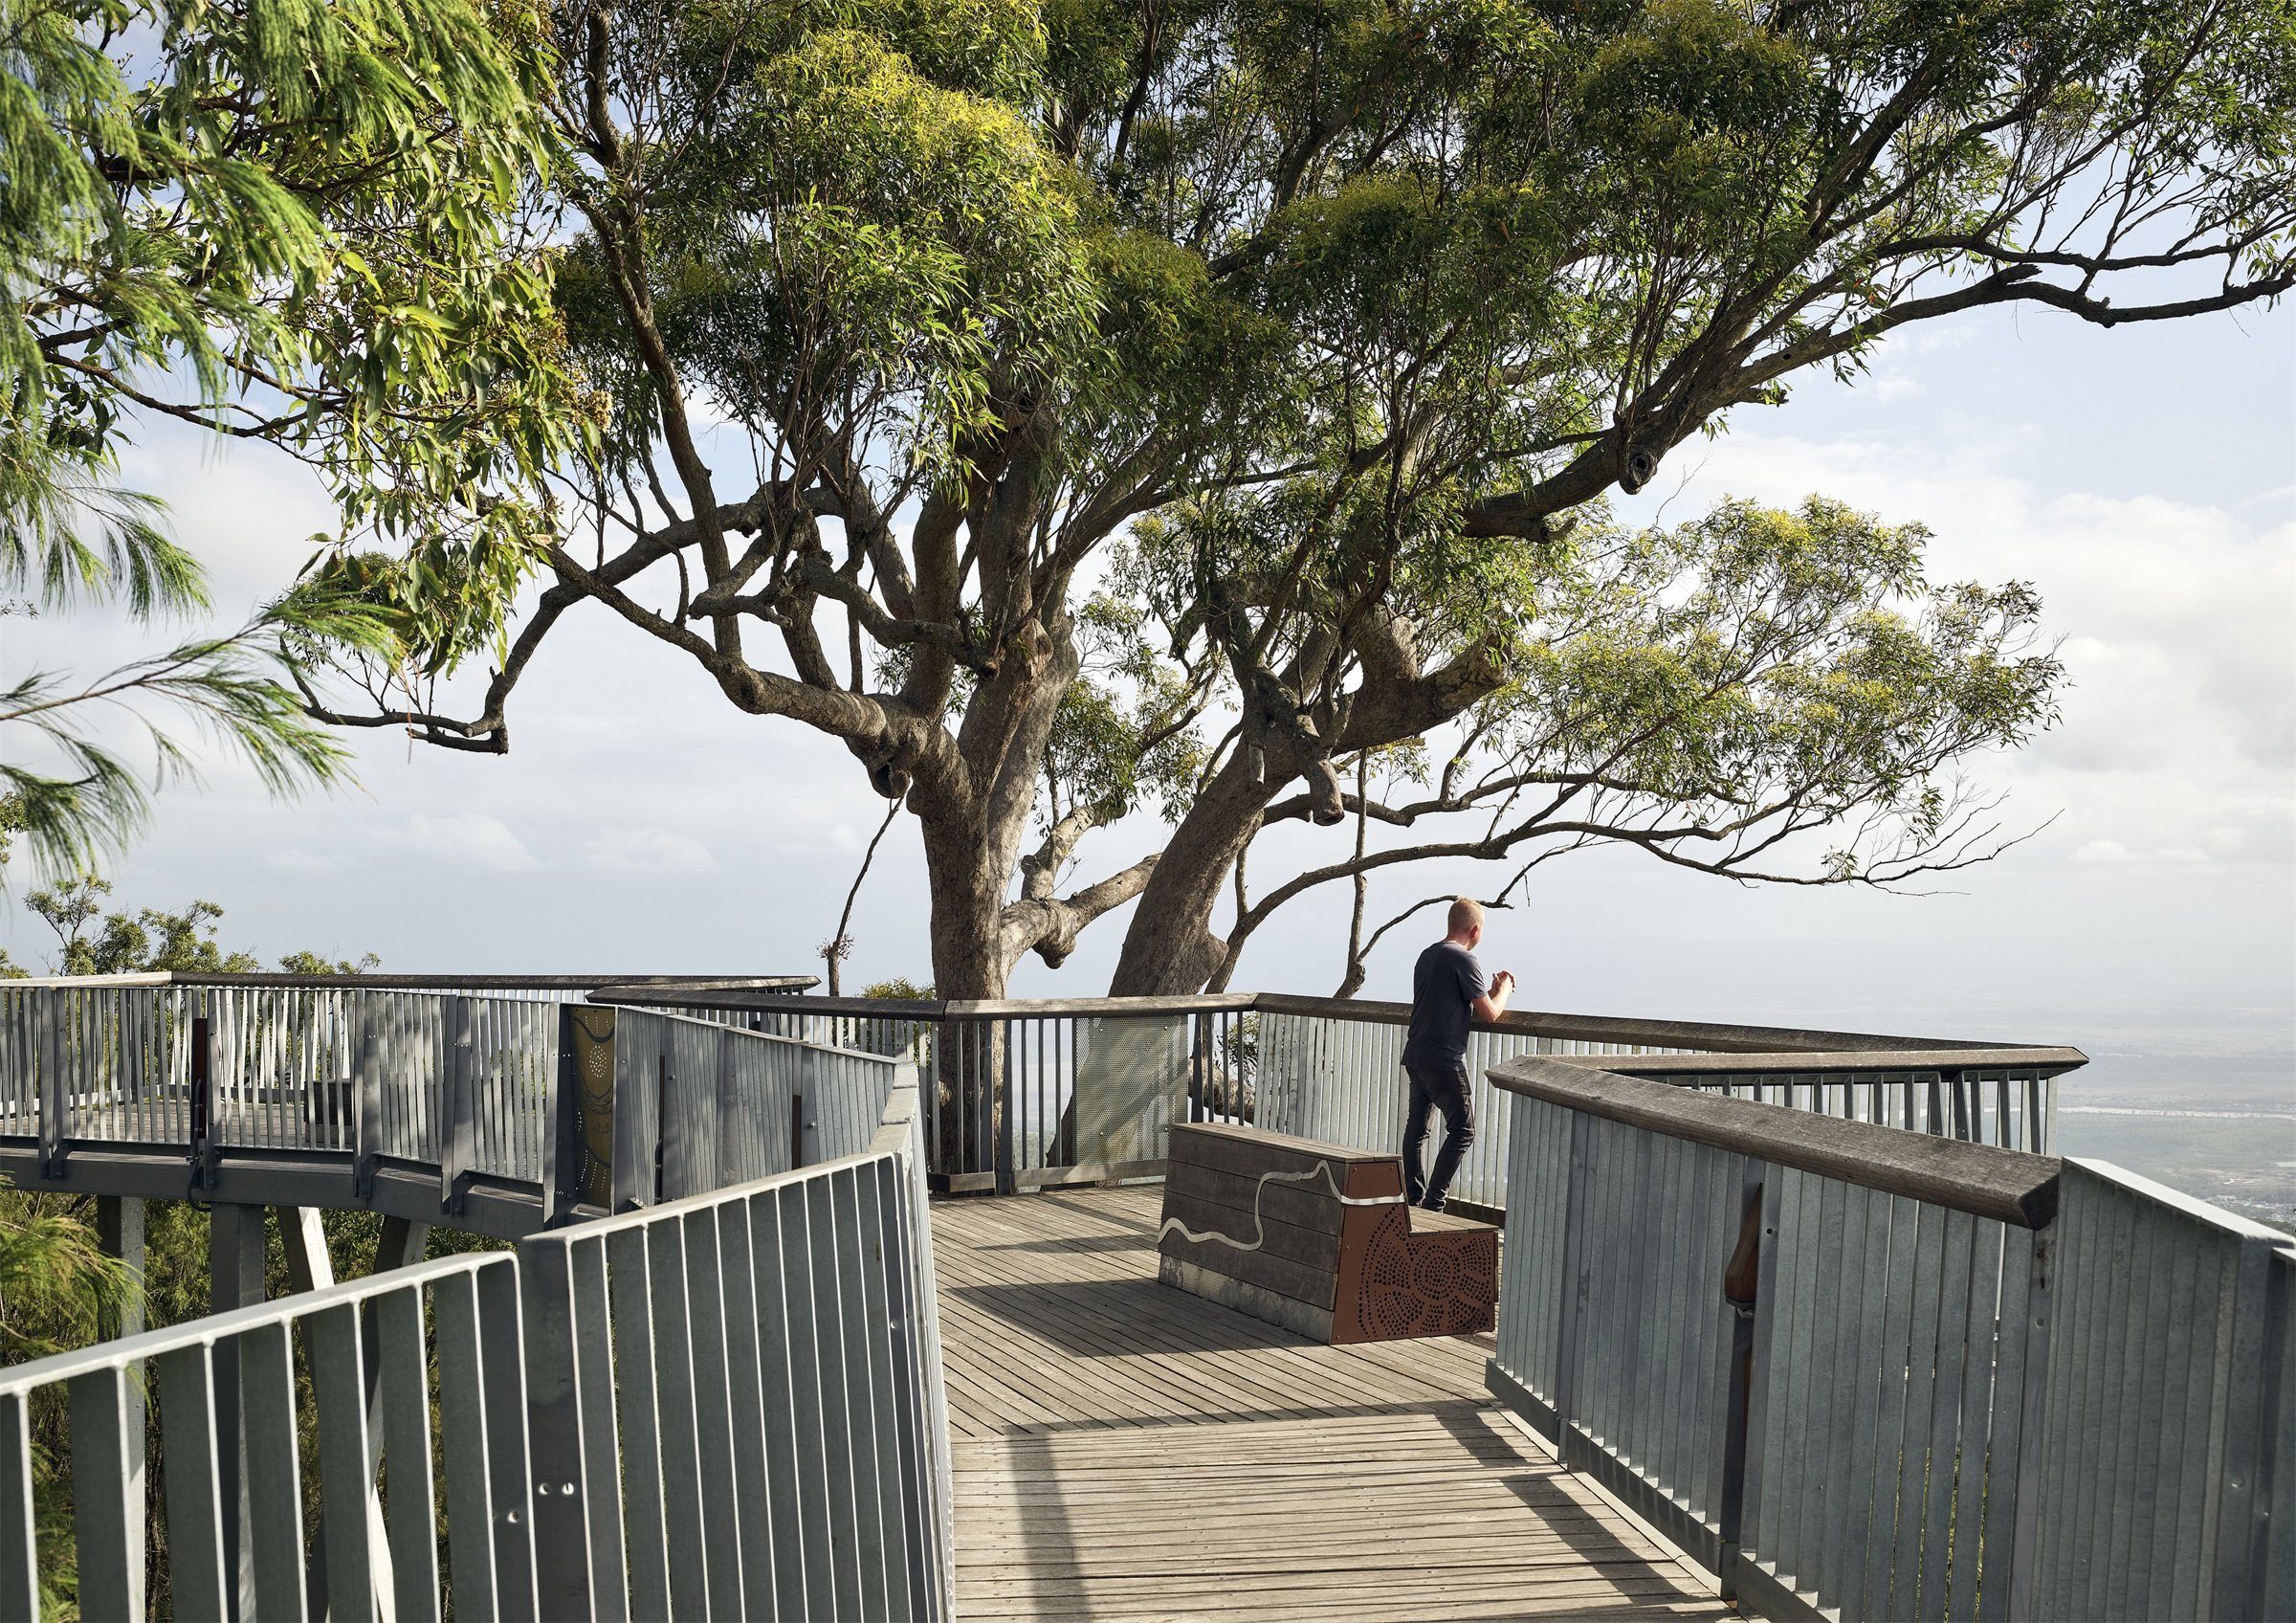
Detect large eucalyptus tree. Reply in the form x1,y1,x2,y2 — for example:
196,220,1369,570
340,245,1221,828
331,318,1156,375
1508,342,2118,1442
306,0,2292,997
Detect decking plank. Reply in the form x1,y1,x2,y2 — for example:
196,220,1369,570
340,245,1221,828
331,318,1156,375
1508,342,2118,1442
932,1185,1729,1621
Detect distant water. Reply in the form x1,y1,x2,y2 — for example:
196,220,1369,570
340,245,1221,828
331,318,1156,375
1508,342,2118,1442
2050,1051,2296,1232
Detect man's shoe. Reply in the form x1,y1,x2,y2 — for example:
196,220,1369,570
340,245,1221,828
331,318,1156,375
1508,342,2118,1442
1421,1197,1447,1213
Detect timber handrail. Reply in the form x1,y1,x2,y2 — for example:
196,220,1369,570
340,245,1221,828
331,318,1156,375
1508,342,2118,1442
593,987,1262,1018
5,970,820,992
1252,992,2042,1053
599,984,2049,1056
1555,1044,2090,1076
1490,1053,2063,1228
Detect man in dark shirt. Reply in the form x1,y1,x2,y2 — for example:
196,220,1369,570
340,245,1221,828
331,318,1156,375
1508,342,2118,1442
1401,898,1515,1212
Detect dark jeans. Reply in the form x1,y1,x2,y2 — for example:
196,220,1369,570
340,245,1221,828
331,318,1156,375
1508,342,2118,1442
1402,1061,1476,1210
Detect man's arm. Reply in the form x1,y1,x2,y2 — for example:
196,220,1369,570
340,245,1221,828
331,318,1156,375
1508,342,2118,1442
1470,970,1515,1024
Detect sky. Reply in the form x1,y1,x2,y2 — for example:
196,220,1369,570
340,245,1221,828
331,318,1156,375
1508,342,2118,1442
5,293,2292,1075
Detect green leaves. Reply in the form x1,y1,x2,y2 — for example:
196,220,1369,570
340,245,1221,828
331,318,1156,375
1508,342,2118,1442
1501,497,2064,855
0,578,393,878
1,0,574,875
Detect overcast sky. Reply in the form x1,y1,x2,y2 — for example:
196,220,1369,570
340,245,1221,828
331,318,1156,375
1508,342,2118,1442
6,297,2290,1062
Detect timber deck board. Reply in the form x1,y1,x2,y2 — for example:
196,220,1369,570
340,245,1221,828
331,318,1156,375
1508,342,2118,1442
931,1184,1728,1620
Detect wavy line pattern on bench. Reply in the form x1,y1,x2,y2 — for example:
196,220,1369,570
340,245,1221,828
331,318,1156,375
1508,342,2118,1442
1156,1157,1403,1253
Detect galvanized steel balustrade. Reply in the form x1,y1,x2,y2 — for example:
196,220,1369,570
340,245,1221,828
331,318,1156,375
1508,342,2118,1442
0,1083,955,1623
522,1084,953,1621
2032,1161,2294,1620
1485,1055,2293,1623
606,985,2084,1200
0,983,905,1229
607,1006,905,1206
1254,1006,1709,1212
0,1248,529,1621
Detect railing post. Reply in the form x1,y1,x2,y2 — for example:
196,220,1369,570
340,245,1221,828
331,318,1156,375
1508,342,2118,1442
520,1238,601,1621
2006,1227,2055,1622
1189,1012,1207,1123
1552,1110,1594,1435
188,1012,216,1191
442,996,475,1216
2216,1232,2285,1617
995,1019,1016,1195
210,1202,266,1609
1715,1164,1765,1601
92,1195,147,1594
566,1004,616,1212
545,1006,577,1226
353,1012,380,1200
713,1032,736,1191
38,990,65,1180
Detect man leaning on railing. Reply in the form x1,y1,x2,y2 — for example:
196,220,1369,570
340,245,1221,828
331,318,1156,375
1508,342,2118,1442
1400,898,1514,1212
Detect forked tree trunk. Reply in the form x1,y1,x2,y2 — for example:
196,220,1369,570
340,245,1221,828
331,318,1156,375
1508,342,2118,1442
1108,753,1282,995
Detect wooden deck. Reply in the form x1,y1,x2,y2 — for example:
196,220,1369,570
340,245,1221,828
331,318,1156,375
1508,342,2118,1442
931,1185,1729,1621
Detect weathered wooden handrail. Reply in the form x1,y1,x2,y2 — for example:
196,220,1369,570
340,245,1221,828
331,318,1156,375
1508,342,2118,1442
1558,1044,2089,1076
1490,1056,2064,1228
606,981,2042,1056
116,970,817,992
1251,991,2035,1053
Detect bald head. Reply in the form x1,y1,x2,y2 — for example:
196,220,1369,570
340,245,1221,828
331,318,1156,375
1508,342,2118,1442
1446,897,1485,942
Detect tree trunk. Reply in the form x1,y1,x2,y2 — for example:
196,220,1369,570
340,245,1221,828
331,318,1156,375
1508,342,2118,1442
1107,751,1287,995
916,804,1010,1175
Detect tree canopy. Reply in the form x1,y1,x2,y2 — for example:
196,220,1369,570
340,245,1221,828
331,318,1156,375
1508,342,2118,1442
266,0,2292,994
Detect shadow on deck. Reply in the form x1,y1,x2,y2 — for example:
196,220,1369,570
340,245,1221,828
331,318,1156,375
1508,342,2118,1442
931,1185,1730,1622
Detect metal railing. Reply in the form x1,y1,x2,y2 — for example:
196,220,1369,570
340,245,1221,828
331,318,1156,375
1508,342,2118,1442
0,983,902,1230
609,986,2085,1202
1484,1055,2293,1623
0,1079,952,1622
2031,1160,2293,1620
606,1007,906,1207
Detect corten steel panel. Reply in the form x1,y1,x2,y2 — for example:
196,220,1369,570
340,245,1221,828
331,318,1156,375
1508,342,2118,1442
1330,1203,1499,1343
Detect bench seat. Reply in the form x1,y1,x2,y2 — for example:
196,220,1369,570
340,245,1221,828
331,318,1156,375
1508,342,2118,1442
1156,1122,1499,1344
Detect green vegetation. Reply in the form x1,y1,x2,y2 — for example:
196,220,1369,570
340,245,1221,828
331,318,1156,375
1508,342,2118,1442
1,0,574,879
267,0,2290,1000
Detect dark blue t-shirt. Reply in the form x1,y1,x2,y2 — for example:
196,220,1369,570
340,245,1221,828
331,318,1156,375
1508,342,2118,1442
1402,940,1487,1067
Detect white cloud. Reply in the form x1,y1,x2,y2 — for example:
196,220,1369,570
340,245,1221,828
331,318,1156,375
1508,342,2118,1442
585,826,719,875
2072,840,2210,865
1614,429,2296,877
384,812,541,873
264,850,351,875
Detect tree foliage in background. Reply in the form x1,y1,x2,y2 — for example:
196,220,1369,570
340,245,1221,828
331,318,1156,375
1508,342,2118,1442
260,0,2293,997
0,0,579,878
0,1187,134,1616
0,818,381,975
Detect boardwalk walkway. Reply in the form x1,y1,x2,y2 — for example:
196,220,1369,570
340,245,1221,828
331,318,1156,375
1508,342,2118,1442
931,1186,1729,1621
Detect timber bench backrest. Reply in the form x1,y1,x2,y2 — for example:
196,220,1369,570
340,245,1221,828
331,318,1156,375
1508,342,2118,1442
1157,1122,1498,1344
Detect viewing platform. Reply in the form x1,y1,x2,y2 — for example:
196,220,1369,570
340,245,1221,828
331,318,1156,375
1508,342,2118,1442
0,972,2282,1622
935,1185,1725,1620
